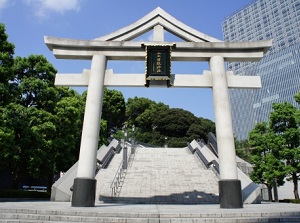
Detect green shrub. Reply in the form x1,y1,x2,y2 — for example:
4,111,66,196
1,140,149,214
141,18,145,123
280,199,300,204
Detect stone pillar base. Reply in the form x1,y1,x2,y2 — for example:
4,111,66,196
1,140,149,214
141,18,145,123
219,179,243,208
71,178,96,207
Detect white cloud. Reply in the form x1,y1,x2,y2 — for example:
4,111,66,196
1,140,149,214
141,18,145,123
0,0,9,11
25,0,81,18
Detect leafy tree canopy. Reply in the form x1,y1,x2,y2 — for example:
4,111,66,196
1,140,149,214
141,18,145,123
0,23,15,106
269,102,300,199
235,139,251,162
249,101,300,200
123,97,215,147
125,97,158,127
102,88,126,134
249,122,286,201
0,28,86,189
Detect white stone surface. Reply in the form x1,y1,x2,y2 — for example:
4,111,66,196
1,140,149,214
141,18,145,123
210,56,237,180
118,147,219,203
54,69,261,89
45,36,271,61
190,140,261,204
94,7,221,42
278,180,300,200
77,55,107,178
153,24,164,41
51,144,116,202
1,201,300,223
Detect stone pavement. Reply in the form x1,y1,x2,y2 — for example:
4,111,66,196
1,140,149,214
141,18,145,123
0,201,299,222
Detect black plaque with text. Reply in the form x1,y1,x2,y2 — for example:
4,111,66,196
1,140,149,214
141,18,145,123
145,45,172,87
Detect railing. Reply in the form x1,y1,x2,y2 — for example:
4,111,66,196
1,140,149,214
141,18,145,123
198,139,206,148
110,160,126,197
110,143,137,197
187,143,196,154
195,147,209,167
208,132,218,156
207,160,220,177
128,147,136,168
195,147,220,177
23,185,47,192
189,141,220,178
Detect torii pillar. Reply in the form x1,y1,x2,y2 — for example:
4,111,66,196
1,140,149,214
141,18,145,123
210,56,243,208
72,55,107,207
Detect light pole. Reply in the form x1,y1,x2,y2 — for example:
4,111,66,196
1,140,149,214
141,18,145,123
131,125,135,154
164,137,168,148
122,131,128,169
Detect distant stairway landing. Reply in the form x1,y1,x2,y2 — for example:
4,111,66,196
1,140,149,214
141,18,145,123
101,147,219,204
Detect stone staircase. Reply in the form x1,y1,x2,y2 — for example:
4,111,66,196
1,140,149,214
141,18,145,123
100,147,219,204
95,147,124,202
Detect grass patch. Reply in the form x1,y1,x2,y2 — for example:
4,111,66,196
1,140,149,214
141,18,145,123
0,189,50,199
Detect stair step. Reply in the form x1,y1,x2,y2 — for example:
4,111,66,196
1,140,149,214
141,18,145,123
1,206,300,223
97,147,220,204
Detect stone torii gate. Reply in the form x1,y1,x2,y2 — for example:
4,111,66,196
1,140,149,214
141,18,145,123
45,7,271,208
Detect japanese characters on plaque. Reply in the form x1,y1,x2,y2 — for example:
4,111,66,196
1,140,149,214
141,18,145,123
144,45,173,87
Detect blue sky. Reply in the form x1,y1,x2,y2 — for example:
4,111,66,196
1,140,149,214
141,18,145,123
0,0,252,121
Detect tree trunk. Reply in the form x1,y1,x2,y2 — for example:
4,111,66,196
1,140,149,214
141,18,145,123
272,179,279,202
267,185,273,202
292,172,299,200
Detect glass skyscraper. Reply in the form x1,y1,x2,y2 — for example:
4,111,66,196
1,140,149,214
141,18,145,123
222,0,300,140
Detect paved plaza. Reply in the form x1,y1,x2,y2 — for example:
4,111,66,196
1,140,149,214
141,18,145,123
0,200,299,222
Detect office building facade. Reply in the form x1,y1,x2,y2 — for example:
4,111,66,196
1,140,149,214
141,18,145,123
222,0,300,140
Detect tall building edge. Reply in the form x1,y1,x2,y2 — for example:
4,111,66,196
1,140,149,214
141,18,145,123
222,0,300,140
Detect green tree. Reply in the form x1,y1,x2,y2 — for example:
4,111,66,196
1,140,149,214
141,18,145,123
152,108,213,147
154,108,196,138
187,118,215,143
269,102,300,199
0,104,29,188
0,24,16,178
0,53,86,190
13,55,57,109
102,88,125,134
135,102,169,132
235,139,251,162
125,97,215,147
53,91,85,172
125,97,157,127
123,97,168,146
0,23,15,105
99,119,108,145
294,92,300,104
249,122,286,201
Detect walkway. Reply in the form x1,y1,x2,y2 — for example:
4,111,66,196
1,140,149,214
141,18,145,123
0,201,299,222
